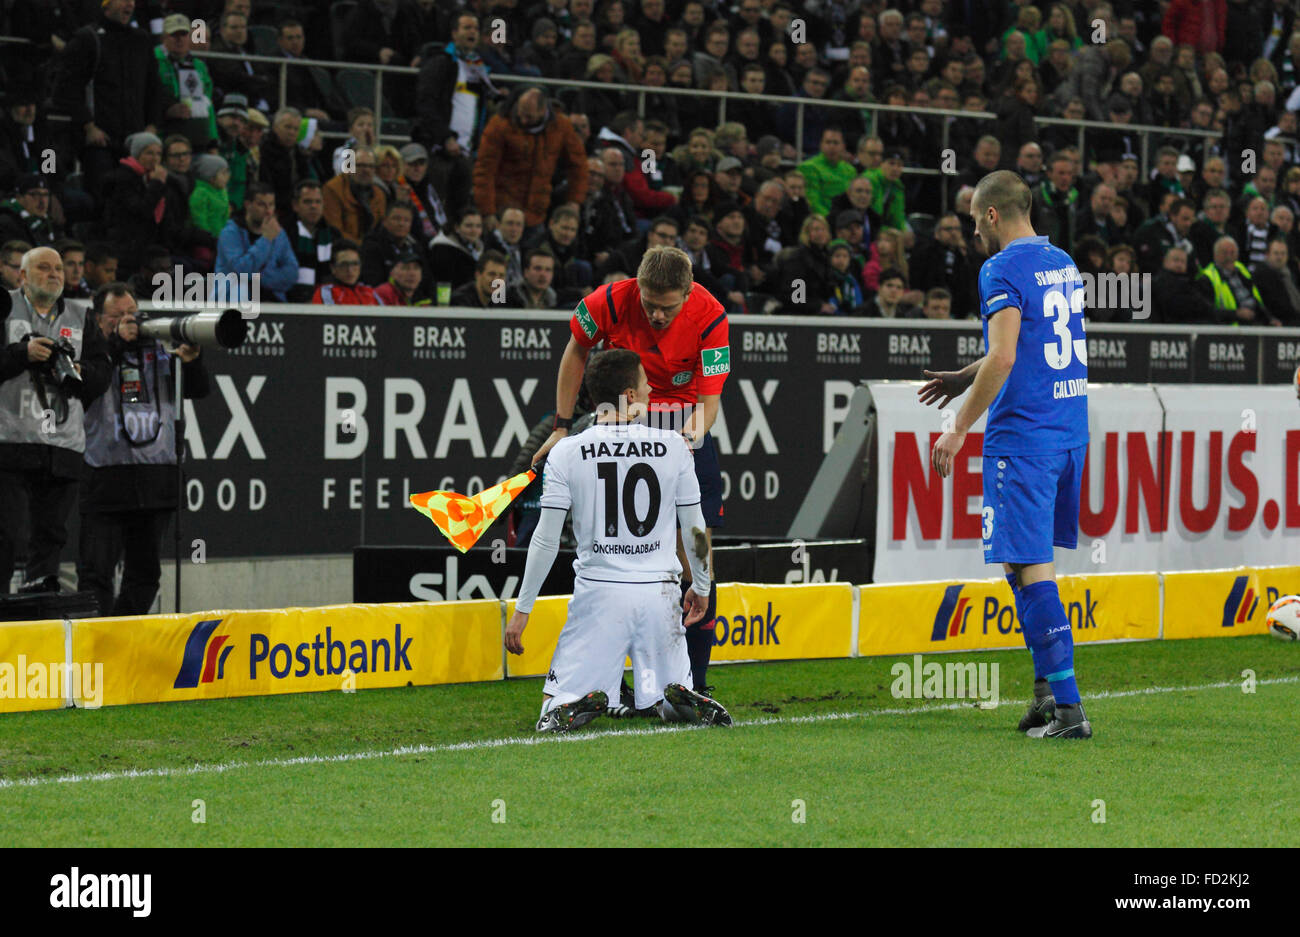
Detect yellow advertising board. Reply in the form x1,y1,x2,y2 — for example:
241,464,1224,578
1253,565,1300,614
70,601,504,707
858,572,1160,657
504,595,570,678
0,619,70,713
505,582,855,678
1162,567,1270,639
711,583,854,661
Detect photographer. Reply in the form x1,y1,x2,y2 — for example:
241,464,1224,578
0,247,111,594
77,284,210,617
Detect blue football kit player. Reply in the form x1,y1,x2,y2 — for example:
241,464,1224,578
918,170,1092,739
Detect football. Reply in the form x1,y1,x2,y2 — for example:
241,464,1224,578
1266,594,1300,641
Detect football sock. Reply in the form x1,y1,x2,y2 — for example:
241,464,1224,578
1005,572,1041,679
1019,580,1080,706
684,582,717,692
1033,677,1052,701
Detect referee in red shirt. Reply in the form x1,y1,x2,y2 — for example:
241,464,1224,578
533,246,729,693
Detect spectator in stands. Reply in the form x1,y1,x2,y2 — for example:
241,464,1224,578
1144,146,1189,216
322,146,386,242
286,180,337,302
585,147,639,258
1051,38,1131,121
1252,236,1300,325
103,135,179,275
1231,196,1276,269
744,180,793,287
259,107,321,212
1151,244,1213,323
429,208,485,290
1076,184,1121,246
712,157,749,208
361,202,425,287
799,127,857,219
0,175,58,248
473,86,590,231
312,240,380,305
915,212,976,318
215,182,299,302
507,247,561,309
373,145,409,204
777,214,835,314
416,13,502,160
450,250,509,308
83,243,118,293
275,19,336,123
487,207,528,290
597,112,675,222
955,137,1001,199
189,154,231,240
0,91,53,199
52,0,166,200
0,241,28,291
1135,196,1197,273
375,251,432,306
346,0,423,69
1196,236,1269,324
558,18,600,80
775,67,834,156
332,109,378,176
1191,188,1233,267
55,240,90,300
679,214,735,297
865,150,907,232
1036,152,1080,253
826,240,867,315
922,287,953,319
208,11,271,112
398,143,450,242
520,19,563,78
867,268,919,318
525,203,592,302
155,13,217,153
216,95,253,210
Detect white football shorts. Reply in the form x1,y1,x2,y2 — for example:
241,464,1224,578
543,577,691,711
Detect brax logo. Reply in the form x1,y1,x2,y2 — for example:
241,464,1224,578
887,334,929,356
817,333,861,354
1088,338,1126,361
50,868,151,917
414,325,467,347
500,327,552,349
742,331,788,353
1208,342,1245,362
245,321,285,343
1150,339,1188,360
323,323,377,346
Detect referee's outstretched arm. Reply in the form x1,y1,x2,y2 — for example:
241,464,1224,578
532,336,591,469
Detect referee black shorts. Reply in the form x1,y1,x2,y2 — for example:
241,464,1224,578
694,432,724,529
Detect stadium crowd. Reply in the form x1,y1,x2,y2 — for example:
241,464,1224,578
2,0,1300,324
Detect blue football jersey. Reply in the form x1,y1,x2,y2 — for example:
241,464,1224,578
978,235,1089,455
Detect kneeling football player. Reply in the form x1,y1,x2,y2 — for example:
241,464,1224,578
504,349,732,731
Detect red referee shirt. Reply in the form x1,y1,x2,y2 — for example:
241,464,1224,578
569,278,730,408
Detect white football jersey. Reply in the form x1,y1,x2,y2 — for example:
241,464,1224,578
540,421,701,583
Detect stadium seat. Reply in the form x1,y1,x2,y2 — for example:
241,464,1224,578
249,25,279,57
336,69,408,135
907,212,937,242
330,1,358,61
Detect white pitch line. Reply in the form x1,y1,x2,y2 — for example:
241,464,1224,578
2,675,1297,791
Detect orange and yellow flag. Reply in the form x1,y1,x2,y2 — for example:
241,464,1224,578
409,468,537,553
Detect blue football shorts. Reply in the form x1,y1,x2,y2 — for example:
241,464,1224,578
981,444,1086,565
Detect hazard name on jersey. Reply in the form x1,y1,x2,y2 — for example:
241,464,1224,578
578,439,671,460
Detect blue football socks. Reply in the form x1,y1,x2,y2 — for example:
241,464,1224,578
1018,579,1080,705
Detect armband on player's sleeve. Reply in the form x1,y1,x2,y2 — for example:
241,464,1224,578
979,265,1020,319
570,292,606,347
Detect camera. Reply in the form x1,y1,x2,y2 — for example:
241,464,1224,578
29,335,82,389
136,308,246,349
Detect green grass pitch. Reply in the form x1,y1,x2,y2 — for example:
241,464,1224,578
1,637,1297,847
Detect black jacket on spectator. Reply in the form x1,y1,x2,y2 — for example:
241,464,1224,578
102,161,171,272
776,243,835,313
428,231,477,289
914,239,978,320
0,109,56,195
207,37,272,109
1150,269,1215,324
361,226,425,287
449,280,491,308
1251,264,1300,325
415,51,495,153
584,185,637,253
52,14,166,149
258,135,319,216
346,0,424,67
